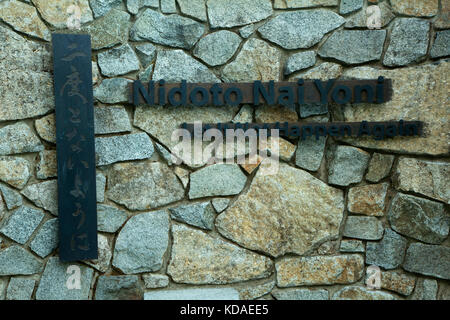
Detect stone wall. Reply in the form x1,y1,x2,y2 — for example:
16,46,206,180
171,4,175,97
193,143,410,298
0,0,449,300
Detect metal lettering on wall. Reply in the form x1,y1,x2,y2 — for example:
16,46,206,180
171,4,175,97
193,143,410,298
52,34,98,262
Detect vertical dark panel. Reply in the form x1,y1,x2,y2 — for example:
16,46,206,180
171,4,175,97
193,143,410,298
52,34,97,262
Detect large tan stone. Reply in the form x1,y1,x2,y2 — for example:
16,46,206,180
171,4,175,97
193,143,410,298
379,270,416,296
391,0,438,17
347,183,389,216
35,114,56,144
0,0,50,40
337,61,450,155
276,254,364,287
0,25,53,121
394,157,449,204
216,163,344,257
333,286,396,300
0,157,30,189
222,39,281,82
168,224,273,284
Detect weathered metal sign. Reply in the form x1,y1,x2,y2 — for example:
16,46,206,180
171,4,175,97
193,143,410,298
52,34,98,262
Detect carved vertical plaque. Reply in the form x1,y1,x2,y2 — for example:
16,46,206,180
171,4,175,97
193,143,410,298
52,34,97,262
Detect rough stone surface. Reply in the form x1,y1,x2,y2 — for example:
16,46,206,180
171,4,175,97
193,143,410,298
95,275,142,300
154,143,174,166
343,216,384,240
160,0,176,13
0,25,53,121
0,157,30,189
36,151,57,180
292,62,343,81
339,0,363,14
378,270,416,296
96,173,106,203
388,193,448,244
435,0,450,28
178,0,207,21
0,206,44,245
95,133,154,166
338,62,450,155
21,180,58,215
168,224,273,284
153,50,219,82
36,257,93,300
258,10,345,49
365,153,394,183
264,137,296,162
127,0,158,14
340,240,365,253
237,280,275,300
94,106,131,135
207,0,273,28
145,288,239,300
212,198,230,213
272,288,329,300
33,0,93,28
6,278,35,300
411,278,438,300
348,183,389,216
276,254,364,287
0,245,43,275
98,44,140,77
134,104,236,164
82,9,130,50
285,51,316,75
107,161,184,210
35,114,56,144
193,31,241,66
383,18,430,67
97,204,128,233
0,0,50,40
318,30,386,64
169,202,215,230
328,146,370,186
113,210,169,274
222,38,281,82
142,274,169,289
431,30,450,58
239,24,254,38
403,243,450,280
189,164,247,199
94,78,133,104
30,218,58,258
0,123,44,156
255,104,298,124
89,0,122,18
0,184,22,210
295,136,327,171
333,286,395,300
217,163,344,257
391,0,438,17
135,43,156,67
274,0,338,8
394,158,450,204
131,9,205,49
366,228,407,270
85,234,112,272
345,1,394,28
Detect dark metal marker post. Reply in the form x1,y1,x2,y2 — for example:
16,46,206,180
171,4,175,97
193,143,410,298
52,34,98,262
